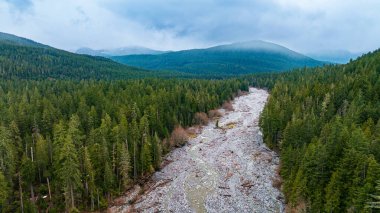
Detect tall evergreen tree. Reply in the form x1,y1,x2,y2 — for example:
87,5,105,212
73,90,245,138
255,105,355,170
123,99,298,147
55,121,81,211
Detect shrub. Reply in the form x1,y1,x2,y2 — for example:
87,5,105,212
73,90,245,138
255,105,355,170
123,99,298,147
271,176,282,189
170,126,188,147
208,109,222,119
222,101,234,111
194,112,209,125
271,166,282,189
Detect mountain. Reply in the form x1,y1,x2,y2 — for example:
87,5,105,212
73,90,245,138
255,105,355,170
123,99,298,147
307,49,363,64
0,32,180,80
75,47,109,57
111,40,326,75
76,46,167,57
0,32,49,48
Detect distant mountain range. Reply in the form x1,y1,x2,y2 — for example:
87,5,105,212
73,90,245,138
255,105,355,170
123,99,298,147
306,50,363,64
0,31,330,77
111,41,327,75
76,46,168,57
0,32,178,80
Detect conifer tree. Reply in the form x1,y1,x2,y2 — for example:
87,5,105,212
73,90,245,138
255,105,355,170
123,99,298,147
55,120,81,211
118,142,131,190
82,146,95,210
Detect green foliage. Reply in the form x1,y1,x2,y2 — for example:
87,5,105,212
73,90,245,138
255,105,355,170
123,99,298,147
0,42,185,80
368,181,380,209
0,170,10,210
55,117,82,210
0,76,247,211
259,49,380,211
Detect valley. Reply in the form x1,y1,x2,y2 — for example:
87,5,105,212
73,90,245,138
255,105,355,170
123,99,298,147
110,88,284,212
0,29,379,212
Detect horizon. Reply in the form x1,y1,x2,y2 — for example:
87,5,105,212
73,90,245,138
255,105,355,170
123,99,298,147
1,0,380,54
0,31,368,57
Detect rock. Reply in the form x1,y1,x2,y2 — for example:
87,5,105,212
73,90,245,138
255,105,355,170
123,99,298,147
109,88,284,213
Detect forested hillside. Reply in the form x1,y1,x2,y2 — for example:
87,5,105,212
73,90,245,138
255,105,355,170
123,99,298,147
259,49,380,211
0,32,48,48
0,38,180,80
0,33,253,212
0,78,248,212
112,40,325,76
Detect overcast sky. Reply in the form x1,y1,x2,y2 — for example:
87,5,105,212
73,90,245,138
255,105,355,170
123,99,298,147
1,0,379,53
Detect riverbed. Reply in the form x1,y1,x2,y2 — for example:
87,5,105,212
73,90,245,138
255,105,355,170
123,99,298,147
110,88,284,213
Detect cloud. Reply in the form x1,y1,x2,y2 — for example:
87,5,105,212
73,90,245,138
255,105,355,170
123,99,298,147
5,0,33,11
0,0,379,53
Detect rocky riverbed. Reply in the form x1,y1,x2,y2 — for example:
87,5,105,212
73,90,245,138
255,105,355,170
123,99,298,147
110,88,284,213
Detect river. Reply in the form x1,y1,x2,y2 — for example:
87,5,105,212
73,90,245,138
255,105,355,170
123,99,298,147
110,88,284,213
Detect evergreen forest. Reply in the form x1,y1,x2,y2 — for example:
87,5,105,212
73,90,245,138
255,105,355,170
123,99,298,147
259,49,380,212
1,32,380,212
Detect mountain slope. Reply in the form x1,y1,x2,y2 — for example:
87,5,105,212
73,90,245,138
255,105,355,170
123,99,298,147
256,48,380,212
0,32,180,80
76,46,167,57
112,40,326,75
0,32,48,48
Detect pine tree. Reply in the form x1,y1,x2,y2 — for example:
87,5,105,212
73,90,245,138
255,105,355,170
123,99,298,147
103,162,114,199
82,146,95,210
130,118,139,180
20,154,35,206
67,114,84,147
56,127,81,211
35,133,48,181
118,142,131,190
140,137,153,175
9,120,23,156
151,133,162,169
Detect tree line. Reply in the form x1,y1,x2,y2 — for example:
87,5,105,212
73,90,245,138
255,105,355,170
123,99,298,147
258,49,380,212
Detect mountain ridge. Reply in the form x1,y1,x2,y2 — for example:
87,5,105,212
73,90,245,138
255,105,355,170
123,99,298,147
111,40,327,75
0,32,182,80
76,46,168,57
0,32,49,48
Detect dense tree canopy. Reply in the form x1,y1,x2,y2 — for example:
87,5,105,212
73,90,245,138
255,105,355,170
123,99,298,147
259,49,380,212
2,33,380,212
0,42,186,80
0,77,247,212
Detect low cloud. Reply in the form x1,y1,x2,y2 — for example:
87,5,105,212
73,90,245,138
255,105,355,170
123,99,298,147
0,0,379,53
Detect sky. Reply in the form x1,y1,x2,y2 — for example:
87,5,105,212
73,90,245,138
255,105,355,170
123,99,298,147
1,0,380,53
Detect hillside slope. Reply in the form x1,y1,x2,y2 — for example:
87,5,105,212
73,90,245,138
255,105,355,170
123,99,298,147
0,32,179,80
258,48,380,211
0,32,48,48
112,40,326,75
